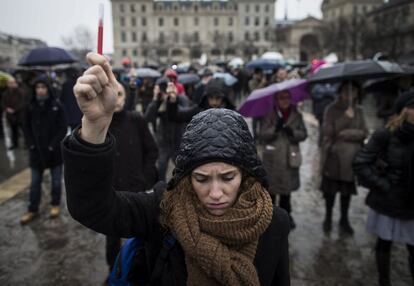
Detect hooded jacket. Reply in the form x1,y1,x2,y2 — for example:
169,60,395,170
167,79,235,123
62,109,290,286
24,76,67,168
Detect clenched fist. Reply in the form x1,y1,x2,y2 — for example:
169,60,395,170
73,52,118,144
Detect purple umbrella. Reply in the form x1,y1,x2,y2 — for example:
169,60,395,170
238,79,309,117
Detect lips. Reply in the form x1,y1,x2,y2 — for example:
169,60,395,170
207,202,228,209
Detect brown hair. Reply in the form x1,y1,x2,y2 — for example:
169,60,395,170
386,109,407,132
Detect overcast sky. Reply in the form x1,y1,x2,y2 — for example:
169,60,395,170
0,0,322,54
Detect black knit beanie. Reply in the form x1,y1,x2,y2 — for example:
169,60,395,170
168,108,268,189
394,90,414,114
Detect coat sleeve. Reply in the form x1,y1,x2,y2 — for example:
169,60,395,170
62,129,162,240
23,107,35,148
353,128,391,192
338,107,368,143
271,208,290,286
322,104,335,146
259,112,279,143
138,115,159,189
143,99,162,122
288,113,307,144
49,102,68,149
167,100,200,123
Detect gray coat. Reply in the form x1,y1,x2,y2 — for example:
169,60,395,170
259,108,307,195
321,99,368,182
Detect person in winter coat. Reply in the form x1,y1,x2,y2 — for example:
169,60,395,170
259,90,308,229
2,78,27,149
164,68,185,96
167,78,235,123
105,82,159,276
63,53,290,286
60,68,82,130
320,81,368,234
144,80,188,181
20,75,67,224
353,90,414,286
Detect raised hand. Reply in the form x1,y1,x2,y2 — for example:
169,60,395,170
73,52,118,144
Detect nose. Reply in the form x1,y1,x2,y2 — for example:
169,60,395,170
209,181,223,201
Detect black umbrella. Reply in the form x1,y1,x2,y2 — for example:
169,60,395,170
177,74,200,85
363,64,414,92
246,59,283,71
18,47,77,66
309,60,404,83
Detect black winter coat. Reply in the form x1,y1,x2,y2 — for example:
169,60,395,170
24,96,67,168
109,110,159,192
62,132,290,286
353,125,414,219
61,78,82,127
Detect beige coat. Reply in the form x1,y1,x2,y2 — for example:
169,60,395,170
259,108,307,195
321,99,368,182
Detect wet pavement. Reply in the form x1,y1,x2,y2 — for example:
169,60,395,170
0,110,412,285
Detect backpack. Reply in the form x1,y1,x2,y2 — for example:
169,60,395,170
108,234,176,286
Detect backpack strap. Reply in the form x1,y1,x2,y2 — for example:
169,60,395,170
150,233,176,282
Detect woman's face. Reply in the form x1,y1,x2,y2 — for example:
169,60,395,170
207,95,224,108
191,162,242,216
275,91,291,111
35,83,48,97
405,105,414,124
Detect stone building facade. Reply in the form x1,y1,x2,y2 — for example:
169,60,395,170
111,0,276,66
0,31,47,70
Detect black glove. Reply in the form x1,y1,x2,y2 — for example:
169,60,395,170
275,119,284,132
283,125,294,137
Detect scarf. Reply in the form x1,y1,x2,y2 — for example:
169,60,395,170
160,177,273,286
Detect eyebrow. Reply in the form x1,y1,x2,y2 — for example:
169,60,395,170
192,169,238,176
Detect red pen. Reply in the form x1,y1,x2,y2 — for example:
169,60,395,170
97,4,104,55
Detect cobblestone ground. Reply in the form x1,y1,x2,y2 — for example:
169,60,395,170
0,113,412,286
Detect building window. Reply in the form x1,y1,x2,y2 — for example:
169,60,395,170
174,32,179,42
265,4,269,11
142,5,146,12
142,49,148,57
121,31,126,42
265,17,269,26
132,49,137,57
159,32,165,44
228,32,233,42
229,17,233,26
255,17,260,26
245,17,250,26
193,32,199,42
132,32,137,42
120,4,124,13
159,18,164,26
194,17,199,26
142,32,147,42
265,31,269,41
174,18,179,26
214,17,219,26
254,32,260,41
195,5,198,12
142,17,147,26
131,17,136,26
122,49,127,56
245,4,250,13
120,17,125,27
255,5,260,13
130,4,135,13
245,32,250,41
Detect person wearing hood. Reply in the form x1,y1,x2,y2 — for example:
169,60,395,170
104,82,158,277
2,78,27,149
20,75,67,224
167,78,235,123
259,89,308,230
164,68,185,96
353,91,414,286
62,53,290,286
320,81,368,234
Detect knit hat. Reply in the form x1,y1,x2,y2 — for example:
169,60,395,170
168,108,268,189
164,68,178,79
394,90,414,114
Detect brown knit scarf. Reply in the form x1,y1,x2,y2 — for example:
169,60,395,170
160,177,273,286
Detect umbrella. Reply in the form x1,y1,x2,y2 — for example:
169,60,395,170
135,68,161,78
213,72,238,86
228,58,244,68
308,60,404,83
363,64,414,92
261,52,284,61
18,47,77,66
246,59,283,71
239,79,309,118
177,74,200,85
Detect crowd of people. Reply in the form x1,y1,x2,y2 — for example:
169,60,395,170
0,52,413,285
